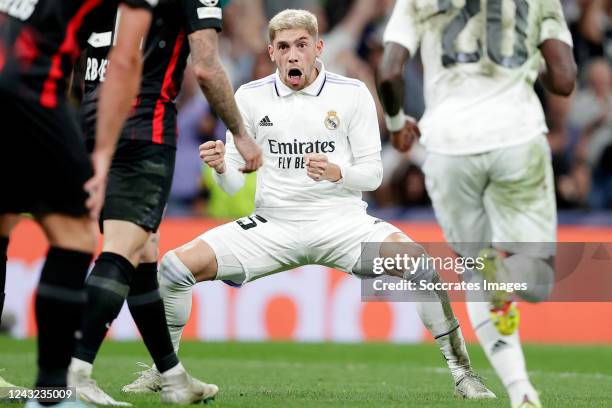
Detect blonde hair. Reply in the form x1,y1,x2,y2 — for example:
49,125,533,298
268,9,318,43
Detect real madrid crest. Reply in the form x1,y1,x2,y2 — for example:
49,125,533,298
324,110,340,130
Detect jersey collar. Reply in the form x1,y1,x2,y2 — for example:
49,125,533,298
274,59,327,97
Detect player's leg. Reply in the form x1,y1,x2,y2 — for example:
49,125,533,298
68,219,150,406
72,219,150,368
484,135,556,306
121,237,216,395
73,220,216,406
71,141,215,404
0,95,23,340
421,153,510,398
378,233,480,390
35,213,97,394
422,152,491,257
71,141,167,373
120,232,164,394
123,214,301,393
127,232,164,356
7,97,98,405
307,208,493,399
159,214,300,350
473,136,557,408
159,238,217,352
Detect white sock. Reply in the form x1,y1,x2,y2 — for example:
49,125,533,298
70,357,92,377
161,361,185,377
415,269,471,383
466,301,538,406
159,251,196,353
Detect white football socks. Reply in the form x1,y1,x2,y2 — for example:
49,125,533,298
466,300,539,406
414,269,471,383
158,251,196,353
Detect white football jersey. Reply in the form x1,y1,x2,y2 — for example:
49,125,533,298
223,60,382,219
384,0,573,155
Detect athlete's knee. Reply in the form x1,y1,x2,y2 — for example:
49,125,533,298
383,232,424,256
172,239,217,282
379,233,432,281
101,220,150,265
158,249,202,292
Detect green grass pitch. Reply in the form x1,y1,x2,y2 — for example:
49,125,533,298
1,337,611,407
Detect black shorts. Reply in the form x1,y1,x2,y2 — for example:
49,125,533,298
0,93,92,216
87,139,176,232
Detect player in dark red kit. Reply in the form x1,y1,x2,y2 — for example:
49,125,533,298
0,0,155,407
66,0,262,406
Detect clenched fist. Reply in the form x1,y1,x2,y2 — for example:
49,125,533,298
304,153,341,182
199,140,226,173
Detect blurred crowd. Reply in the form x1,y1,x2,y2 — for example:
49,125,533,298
168,0,612,218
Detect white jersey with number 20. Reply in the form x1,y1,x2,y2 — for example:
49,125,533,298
384,0,572,155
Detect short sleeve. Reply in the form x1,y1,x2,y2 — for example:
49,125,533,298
348,84,382,158
180,0,223,34
121,0,158,12
382,0,422,56
539,0,573,47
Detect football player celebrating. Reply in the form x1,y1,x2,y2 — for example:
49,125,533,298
126,8,495,400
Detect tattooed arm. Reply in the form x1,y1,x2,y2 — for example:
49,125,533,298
188,29,262,172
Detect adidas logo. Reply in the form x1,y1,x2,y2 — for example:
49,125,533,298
490,339,509,355
259,115,273,127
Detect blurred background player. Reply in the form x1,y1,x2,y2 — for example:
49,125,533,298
125,8,495,400
67,0,262,405
0,0,155,406
378,0,576,407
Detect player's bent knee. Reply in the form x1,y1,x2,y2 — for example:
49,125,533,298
377,233,432,281
381,233,426,260
171,239,218,282
383,231,411,243
159,250,197,289
101,220,150,263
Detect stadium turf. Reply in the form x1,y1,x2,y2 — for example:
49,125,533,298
0,337,610,407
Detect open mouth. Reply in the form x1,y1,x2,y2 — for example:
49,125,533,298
288,68,302,86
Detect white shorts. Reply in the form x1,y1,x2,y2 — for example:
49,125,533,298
198,206,402,285
423,136,556,258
